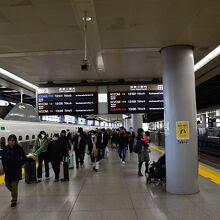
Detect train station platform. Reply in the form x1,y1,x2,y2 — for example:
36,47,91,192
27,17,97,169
0,147,220,220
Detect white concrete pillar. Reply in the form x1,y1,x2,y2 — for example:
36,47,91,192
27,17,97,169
162,45,199,194
131,114,143,134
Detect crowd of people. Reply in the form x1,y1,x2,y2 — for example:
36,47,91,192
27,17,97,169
1,126,151,207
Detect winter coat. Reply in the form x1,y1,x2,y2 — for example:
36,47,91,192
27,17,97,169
32,138,49,156
118,133,128,148
2,144,26,182
47,139,63,163
59,136,71,156
97,132,109,149
74,132,86,151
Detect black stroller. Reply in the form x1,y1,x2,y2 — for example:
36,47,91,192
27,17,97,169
147,154,166,184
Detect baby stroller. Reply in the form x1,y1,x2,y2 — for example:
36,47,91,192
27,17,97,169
147,154,166,184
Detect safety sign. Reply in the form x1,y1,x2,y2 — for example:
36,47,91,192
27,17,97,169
176,121,190,140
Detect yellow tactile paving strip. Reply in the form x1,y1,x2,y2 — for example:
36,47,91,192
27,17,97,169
150,144,220,186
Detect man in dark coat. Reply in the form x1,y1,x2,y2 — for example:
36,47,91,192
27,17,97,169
2,134,26,207
74,127,86,168
48,134,63,182
97,128,109,158
59,130,71,159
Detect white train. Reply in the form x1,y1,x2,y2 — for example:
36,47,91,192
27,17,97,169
0,119,102,174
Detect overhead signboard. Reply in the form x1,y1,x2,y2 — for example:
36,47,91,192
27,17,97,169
37,87,98,115
108,84,164,114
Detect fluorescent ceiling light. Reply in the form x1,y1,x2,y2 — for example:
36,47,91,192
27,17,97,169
82,17,92,21
194,45,220,72
2,90,18,93
0,67,38,90
97,53,105,71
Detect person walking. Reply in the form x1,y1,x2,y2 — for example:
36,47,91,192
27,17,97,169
118,127,128,164
87,130,101,172
97,128,109,159
74,127,86,168
127,128,135,153
2,134,26,207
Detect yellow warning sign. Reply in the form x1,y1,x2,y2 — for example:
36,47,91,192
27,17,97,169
176,121,190,140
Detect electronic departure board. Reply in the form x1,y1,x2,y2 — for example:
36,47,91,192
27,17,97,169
108,85,164,114
38,87,98,115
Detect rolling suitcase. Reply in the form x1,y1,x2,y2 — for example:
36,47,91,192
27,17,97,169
62,157,69,181
68,152,74,169
25,158,37,184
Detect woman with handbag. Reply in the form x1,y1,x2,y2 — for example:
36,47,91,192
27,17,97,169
135,128,150,176
87,130,100,172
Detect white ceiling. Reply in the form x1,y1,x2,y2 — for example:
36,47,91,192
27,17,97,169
0,0,219,86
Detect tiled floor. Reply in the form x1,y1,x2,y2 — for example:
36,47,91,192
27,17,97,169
0,149,220,220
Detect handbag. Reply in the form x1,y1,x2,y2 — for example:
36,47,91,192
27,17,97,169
92,148,98,157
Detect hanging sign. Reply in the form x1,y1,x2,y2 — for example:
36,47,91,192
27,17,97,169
176,121,190,143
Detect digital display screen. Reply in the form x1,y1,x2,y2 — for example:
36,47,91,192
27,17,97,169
108,90,164,114
38,90,98,115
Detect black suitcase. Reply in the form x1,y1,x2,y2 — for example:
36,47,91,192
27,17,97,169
25,158,37,184
62,157,69,181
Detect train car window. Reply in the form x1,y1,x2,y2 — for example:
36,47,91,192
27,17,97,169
19,136,22,141
26,135,29,140
0,137,6,149
32,135,35,139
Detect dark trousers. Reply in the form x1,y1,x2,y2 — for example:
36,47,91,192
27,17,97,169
129,141,134,153
5,181,19,202
75,148,84,167
51,161,60,180
38,152,49,178
100,145,106,159
90,154,100,163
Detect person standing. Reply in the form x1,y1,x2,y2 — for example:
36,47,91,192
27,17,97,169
87,130,100,172
135,128,150,176
2,134,26,207
48,134,63,182
32,131,50,182
74,127,86,168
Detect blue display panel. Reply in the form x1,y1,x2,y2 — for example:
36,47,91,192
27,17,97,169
38,92,98,115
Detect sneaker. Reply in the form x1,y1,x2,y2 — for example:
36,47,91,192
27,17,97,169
37,179,42,182
122,161,125,164
54,179,59,182
11,202,17,207
95,169,98,172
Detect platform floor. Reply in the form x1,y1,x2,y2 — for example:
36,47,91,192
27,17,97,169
0,149,220,220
